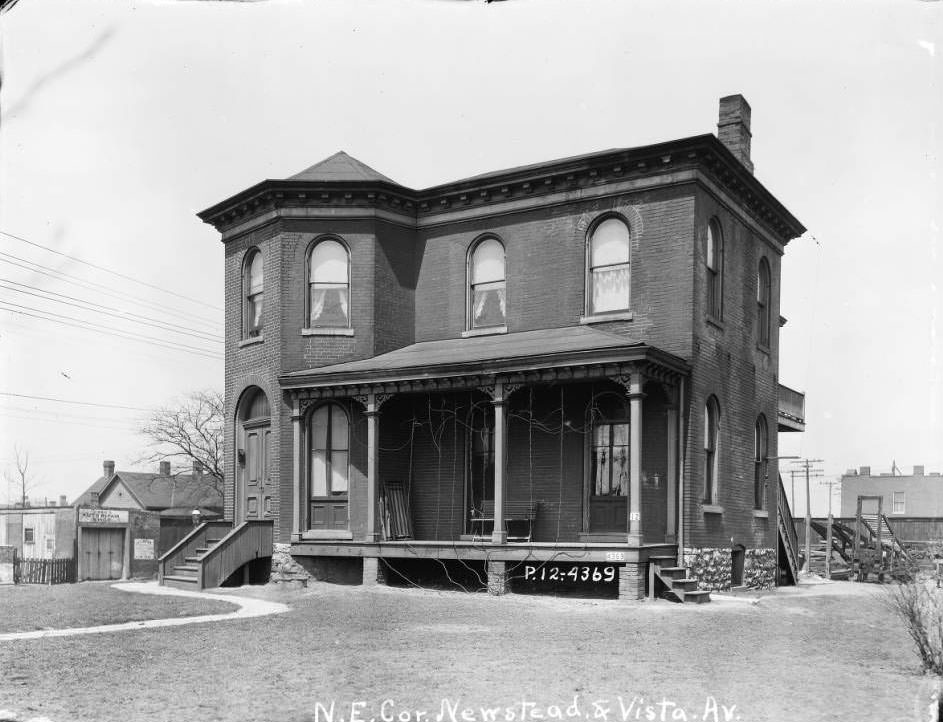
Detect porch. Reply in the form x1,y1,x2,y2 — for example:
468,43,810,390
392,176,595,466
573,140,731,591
279,327,692,599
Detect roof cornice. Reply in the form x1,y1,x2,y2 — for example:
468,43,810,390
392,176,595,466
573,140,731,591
198,135,804,244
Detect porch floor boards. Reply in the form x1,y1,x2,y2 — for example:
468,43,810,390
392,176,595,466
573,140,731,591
290,539,677,563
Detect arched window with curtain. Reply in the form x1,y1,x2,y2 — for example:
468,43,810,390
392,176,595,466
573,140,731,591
468,237,506,329
754,414,768,510
243,249,263,338
308,239,350,328
757,257,771,347
706,218,723,319
587,216,631,314
704,396,720,504
309,402,350,531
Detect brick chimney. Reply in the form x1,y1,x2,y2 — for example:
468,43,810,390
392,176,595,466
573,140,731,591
103,459,115,478
159,461,171,476
59,495,68,507
914,465,925,476
859,466,871,476
717,95,753,173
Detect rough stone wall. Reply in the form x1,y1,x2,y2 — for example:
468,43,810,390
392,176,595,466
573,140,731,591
743,547,777,589
684,547,733,591
269,542,311,584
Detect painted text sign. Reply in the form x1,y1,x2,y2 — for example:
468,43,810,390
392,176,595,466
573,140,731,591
78,508,128,524
133,538,155,560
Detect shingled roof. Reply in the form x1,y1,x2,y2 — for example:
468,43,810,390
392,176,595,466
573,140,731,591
74,468,223,512
289,151,398,184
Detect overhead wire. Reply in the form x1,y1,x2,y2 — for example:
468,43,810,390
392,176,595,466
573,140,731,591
0,229,224,312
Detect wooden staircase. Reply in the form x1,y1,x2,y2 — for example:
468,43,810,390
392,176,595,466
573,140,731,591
648,556,711,604
159,520,274,590
777,474,800,585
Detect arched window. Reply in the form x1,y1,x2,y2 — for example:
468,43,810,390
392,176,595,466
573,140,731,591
757,258,771,347
309,403,350,531
243,250,263,338
468,238,506,329
706,218,723,319
704,396,720,504
587,217,631,314
754,415,768,510
467,402,495,524
309,239,350,328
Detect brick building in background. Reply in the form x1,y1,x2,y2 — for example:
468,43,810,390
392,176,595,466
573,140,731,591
184,95,807,600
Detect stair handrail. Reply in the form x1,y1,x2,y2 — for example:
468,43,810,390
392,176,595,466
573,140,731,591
777,474,800,582
198,519,274,589
158,521,231,583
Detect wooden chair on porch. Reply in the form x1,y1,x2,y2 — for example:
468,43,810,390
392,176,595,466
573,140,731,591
472,500,538,542
380,481,413,540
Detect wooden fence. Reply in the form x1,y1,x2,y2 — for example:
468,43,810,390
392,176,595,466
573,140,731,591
14,555,77,584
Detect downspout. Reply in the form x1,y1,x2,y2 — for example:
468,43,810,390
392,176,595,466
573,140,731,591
676,375,687,568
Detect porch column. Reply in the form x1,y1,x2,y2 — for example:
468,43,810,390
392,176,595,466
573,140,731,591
666,403,677,544
365,392,380,542
628,370,645,546
291,398,303,537
491,381,508,545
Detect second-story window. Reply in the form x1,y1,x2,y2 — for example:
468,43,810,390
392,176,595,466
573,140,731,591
706,218,723,320
588,217,631,314
468,237,506,329
757,257,771,347
244,249,263,338
309,239,350,328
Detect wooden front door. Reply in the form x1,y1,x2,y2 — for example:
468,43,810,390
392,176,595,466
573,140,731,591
588,421,629,533
244,425,274,521
82,528,124,580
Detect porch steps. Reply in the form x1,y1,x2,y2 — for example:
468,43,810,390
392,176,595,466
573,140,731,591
161,537,223,589
159,521,273,591
648,556,711,604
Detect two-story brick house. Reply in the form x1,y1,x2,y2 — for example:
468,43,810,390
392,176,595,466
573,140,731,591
176,95,806,601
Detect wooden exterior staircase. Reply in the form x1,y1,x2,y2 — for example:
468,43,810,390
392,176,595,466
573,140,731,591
159,520,274,590
777,474,800,585
648,556,711,603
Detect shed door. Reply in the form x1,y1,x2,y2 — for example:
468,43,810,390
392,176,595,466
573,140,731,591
82,528,124,580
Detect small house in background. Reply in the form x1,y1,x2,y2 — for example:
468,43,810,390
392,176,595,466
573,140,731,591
75,460,224,555
0,499,74,560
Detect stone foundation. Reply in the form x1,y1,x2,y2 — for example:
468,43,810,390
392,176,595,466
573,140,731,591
743,548,777,589
487,561,509,595
269,543,312,585
618,562,646,600
362,557,387,586
683,547,733,591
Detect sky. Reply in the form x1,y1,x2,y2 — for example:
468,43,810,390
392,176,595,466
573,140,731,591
0,0,940,516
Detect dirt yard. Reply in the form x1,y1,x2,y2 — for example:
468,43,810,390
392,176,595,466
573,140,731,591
0,580,929,722
0,582,237,634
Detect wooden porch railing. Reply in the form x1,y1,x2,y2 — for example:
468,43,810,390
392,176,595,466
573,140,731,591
199,520,274,589
778,474,799,584
158,521,231,584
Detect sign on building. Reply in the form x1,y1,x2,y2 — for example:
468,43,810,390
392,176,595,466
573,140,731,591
133,538,155,560
78,508,129,524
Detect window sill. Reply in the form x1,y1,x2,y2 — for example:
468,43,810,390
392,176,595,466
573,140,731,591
462,325,507,338
706,316,724,331
579,310,633,325
756,343,771,355
752,509,769,519
238,336,264,348
299,530,354,541
302,328,354,337
702,504,725,515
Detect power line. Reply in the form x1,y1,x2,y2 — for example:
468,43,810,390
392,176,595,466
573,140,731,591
0,253,222,329
0,229,224,312
0,279,224,344
0,302,223,360
0,392,152,411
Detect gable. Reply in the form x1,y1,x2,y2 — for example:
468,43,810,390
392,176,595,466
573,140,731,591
98,479,144,510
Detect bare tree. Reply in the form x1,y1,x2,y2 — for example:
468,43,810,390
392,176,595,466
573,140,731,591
140,390,224,493
4,445,38,507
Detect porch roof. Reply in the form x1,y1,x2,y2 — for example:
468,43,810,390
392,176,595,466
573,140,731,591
280,326,689,392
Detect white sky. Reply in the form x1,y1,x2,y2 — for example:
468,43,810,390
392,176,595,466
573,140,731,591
1,0,940,516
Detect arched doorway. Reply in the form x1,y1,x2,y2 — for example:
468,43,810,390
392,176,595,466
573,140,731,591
236,387,273,521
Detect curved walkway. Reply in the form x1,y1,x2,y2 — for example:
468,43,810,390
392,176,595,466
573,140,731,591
0,582,290,642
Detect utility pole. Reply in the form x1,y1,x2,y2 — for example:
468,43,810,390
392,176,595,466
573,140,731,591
791,458,824,574
819,477,841,578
